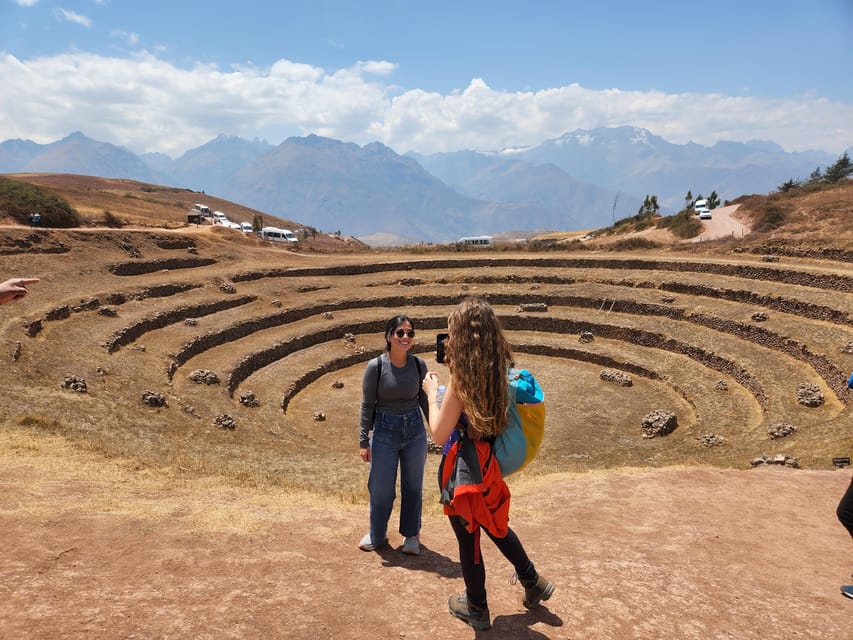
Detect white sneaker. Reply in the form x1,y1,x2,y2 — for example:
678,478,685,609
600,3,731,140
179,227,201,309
401,535,420,555
358,533,387,552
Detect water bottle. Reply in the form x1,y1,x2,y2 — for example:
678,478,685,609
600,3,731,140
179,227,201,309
436,385,447,407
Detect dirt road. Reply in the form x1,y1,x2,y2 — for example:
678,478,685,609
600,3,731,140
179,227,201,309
2,431,851,640
691,204,749,243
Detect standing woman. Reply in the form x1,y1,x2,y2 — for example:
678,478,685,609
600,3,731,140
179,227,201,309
358,314,429,555
422,297,554,631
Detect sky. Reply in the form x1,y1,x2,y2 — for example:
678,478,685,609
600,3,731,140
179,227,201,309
1,0,852,159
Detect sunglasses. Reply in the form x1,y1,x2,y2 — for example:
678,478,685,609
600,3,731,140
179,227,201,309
394,329,416,338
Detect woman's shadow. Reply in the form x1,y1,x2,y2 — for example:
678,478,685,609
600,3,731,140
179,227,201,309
377,541,459,578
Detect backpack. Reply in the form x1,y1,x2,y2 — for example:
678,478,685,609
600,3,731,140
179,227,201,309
492,368,546,476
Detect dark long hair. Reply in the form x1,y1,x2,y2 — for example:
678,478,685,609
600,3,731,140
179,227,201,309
383,314,415,351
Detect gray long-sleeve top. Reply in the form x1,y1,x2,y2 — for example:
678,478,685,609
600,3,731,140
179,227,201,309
359,353,429,448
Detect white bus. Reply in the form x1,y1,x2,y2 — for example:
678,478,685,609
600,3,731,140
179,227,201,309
260,226,299,243
458,235,493,247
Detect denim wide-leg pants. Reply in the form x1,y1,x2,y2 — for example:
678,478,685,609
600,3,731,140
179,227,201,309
368,409,427,544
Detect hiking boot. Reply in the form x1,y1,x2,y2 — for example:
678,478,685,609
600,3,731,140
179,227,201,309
448,594,491,630
520,574,555,609
358,533,387,552
401,535,420,555
842,585,853,599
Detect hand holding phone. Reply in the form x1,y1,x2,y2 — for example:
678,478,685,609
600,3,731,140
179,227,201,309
436,333,448,364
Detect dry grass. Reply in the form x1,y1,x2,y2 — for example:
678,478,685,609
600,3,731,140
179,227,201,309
1,174,851,501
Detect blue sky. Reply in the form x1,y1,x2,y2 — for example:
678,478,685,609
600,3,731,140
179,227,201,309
1,0,852,158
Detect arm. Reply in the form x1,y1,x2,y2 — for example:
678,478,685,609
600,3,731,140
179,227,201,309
0,278,39,305
422,371,464,447
358,358,381,461
416,357,430,422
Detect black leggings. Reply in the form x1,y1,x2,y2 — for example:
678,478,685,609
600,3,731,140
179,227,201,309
449,515,537,608
838,476,853,538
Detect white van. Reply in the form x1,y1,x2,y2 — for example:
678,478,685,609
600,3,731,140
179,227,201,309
261,226,299,243
693,199,711,219
458,235,493,247
194,203,211,215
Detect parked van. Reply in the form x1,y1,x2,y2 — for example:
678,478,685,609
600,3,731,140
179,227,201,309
458,235,493,247
261,226,299,243
194,203,211,215
240,222,254,233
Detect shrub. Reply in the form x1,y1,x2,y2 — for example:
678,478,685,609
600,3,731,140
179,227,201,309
752,203,787,232
0,177,83,227
103,210,124,228
610,237,660,251
657,210,703,239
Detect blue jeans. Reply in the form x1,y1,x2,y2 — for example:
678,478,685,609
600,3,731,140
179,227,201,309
368,409,427,543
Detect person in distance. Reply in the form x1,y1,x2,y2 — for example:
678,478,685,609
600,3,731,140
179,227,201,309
358,314,429,556
837,373,853,599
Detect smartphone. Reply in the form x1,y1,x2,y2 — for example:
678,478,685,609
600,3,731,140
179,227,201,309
436,333,449,363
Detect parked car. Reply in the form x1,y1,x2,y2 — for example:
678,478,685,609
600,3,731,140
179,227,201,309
240,222,254,233
260,226,299,243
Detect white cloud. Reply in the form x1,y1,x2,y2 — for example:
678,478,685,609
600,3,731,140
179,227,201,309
55,8,92,28
15,0,40,7
111,30,139,47
0,51,850,159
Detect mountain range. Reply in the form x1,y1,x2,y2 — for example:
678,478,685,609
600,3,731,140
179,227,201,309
0,128,842,245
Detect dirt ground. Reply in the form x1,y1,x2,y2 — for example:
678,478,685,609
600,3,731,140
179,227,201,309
2,431,852,640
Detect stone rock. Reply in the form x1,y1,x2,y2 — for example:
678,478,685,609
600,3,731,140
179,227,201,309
641,410,677,438
214,414,237,430
313,411,326,421
796,383,823,407
714,380,729,391
219,282,236,293
141,391,168,408
239,391,260,407
62,375,87,393
698,433,726,447
189,369,220,385
579,331,594,343
768,423,797,439
751,311,769,322
331,380,344,389
750,452,800,468
600,369,633,387
515,302,548,313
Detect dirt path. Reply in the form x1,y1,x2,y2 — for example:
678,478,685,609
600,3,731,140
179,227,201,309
691,204,749,243
1,433,851,640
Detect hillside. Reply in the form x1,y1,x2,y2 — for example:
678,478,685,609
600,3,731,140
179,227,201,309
0,175,851,638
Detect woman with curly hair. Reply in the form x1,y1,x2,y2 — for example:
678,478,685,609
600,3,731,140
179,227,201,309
422,297,554,630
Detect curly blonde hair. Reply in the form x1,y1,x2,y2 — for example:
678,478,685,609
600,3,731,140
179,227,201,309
445,297,513,439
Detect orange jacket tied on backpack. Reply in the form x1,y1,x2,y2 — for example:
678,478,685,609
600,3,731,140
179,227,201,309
439,434,510,538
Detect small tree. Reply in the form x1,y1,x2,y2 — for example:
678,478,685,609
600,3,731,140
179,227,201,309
778,178,800,192
684,190,693,210
638,194,659,217
707,190,720,209
823,152,852,183
807,167,823,184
